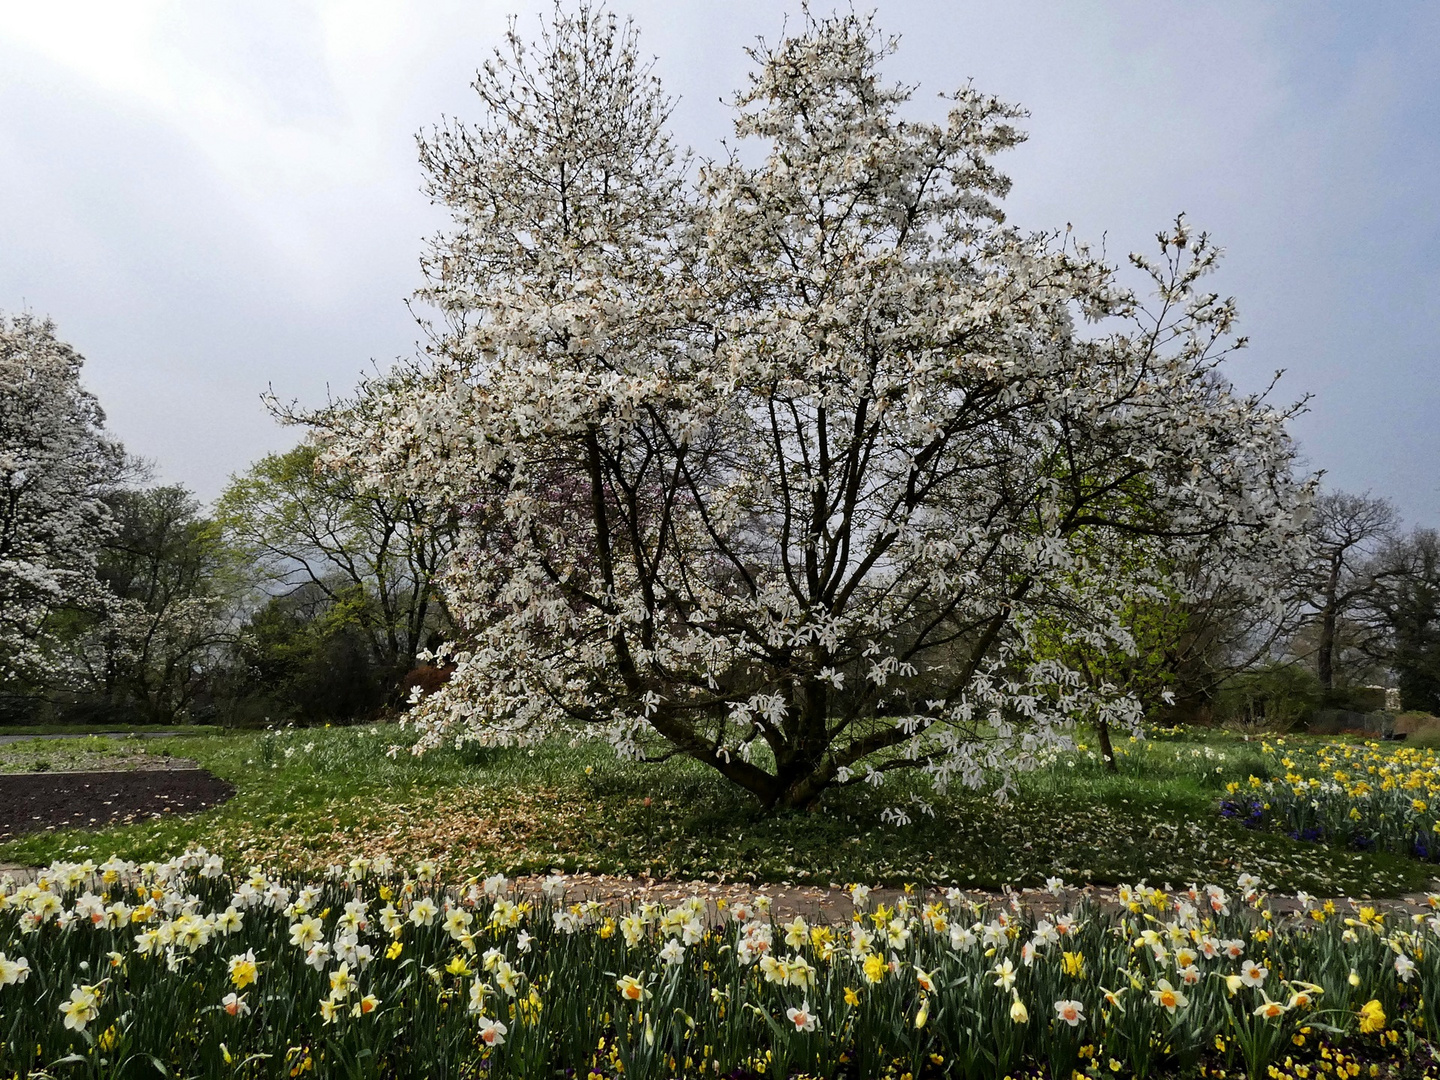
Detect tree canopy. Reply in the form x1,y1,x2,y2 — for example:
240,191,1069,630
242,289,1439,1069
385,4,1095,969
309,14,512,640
216,441,455,681
315,7,1310,808
0,312,124,691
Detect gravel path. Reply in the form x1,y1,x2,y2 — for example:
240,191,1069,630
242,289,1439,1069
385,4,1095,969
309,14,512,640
2,860,1430,925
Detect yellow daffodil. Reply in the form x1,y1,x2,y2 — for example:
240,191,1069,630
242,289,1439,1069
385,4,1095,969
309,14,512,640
863,953,887,985
1358,999,1385,1033
227,950,259,989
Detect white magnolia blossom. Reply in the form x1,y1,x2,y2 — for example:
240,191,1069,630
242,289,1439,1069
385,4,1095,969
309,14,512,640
0,313,123,685
314,9,1309,808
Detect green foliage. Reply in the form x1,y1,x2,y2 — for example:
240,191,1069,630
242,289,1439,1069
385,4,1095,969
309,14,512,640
99,486,231,605
1213,664,1323,733
234,585,387,725
1024,510,1287,733
1029,587,1191,716
212,441,455,726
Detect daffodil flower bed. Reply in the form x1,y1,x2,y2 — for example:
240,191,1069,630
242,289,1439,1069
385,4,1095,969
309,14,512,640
1227,740,1440,863
4,854,1440,1079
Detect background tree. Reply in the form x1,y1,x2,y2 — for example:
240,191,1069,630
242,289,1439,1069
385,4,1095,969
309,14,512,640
1034,548,1309,767
61,485,239,725
318,8,1308,808
1298,490,1397,694
1369,529,1440,713
229,583,387,725
216,441,455,710
0,312,125,714
1212,662,1323,733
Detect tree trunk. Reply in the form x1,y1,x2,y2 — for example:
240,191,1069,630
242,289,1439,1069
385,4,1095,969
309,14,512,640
775,763,836,811
1317,554,1341,690
771,676,834,810
1094,716,1118,774
1317,609,1336,691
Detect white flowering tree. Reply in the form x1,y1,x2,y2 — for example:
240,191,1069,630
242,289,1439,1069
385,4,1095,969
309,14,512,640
319,8,1308,808
62,485,241,725
0,313,125,690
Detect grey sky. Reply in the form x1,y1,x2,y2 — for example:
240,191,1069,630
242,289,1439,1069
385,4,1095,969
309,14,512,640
2,2,1437,523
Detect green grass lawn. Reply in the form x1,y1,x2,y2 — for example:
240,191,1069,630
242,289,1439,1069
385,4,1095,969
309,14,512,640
0,725,1431,896
0,723,219,737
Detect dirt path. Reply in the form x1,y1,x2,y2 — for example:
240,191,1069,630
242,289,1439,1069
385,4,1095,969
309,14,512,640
511,872,1440,923
1,858,1431,923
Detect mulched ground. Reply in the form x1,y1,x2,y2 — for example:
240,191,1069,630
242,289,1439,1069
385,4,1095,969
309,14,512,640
0,769,235,841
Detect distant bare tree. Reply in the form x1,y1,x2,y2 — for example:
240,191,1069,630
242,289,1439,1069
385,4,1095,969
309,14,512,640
1369,528,1440,713
1302,491,1397,691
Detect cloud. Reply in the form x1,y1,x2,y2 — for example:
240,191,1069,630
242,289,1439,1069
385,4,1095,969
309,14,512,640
0,0,1436,521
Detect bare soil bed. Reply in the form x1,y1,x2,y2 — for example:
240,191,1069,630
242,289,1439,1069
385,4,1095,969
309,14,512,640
0,769,235,841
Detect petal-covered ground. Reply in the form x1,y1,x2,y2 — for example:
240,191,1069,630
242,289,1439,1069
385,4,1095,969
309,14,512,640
1,727,1435,898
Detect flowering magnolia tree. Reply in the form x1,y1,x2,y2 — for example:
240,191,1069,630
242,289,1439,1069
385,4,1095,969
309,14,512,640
319,8,1308,808
0,313,124,687
67,485,239,725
